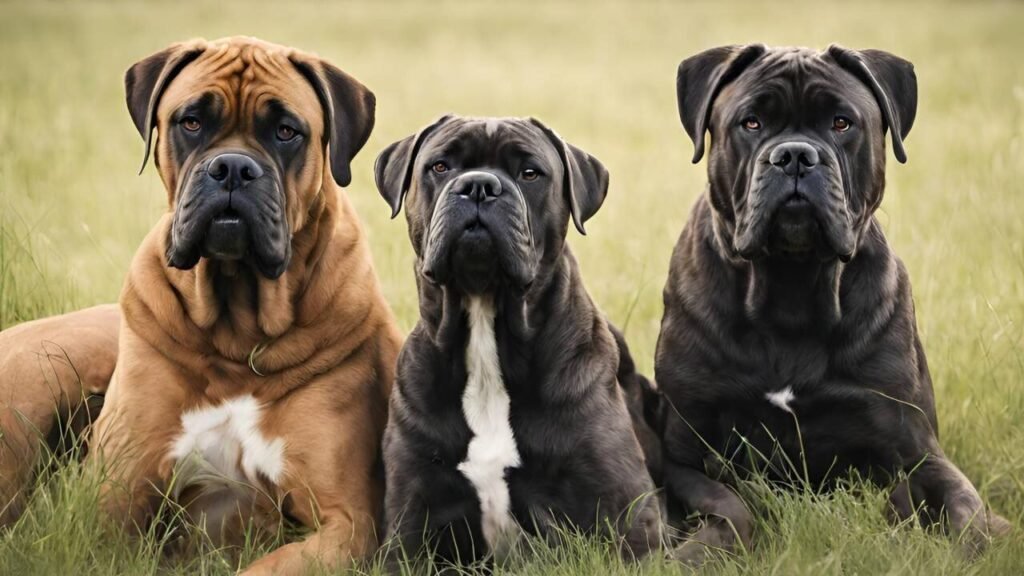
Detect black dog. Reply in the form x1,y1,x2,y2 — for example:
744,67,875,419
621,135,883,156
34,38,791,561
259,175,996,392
375,115,661,565
654,45,1010,562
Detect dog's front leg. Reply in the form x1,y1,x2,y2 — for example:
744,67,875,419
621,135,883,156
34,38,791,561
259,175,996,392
88,396,176,532
898,454,1011,556
618,494,664,560
664,460,752,565
241,513,375,576
247,385,386,575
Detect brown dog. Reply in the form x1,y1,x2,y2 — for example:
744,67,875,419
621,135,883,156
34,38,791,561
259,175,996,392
84,37,401,574
0,305,119,525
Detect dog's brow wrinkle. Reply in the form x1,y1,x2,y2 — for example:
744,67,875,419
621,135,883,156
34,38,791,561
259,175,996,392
206,44,242,77
252,50,289,83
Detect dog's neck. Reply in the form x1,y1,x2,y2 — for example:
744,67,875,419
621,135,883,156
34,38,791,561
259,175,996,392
743,257,844,333
709,200,886,335
122,184,394,398
418,246,591,353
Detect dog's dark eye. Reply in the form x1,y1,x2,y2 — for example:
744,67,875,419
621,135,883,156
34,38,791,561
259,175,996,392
431,162,449,174
181,116,201,132
741,116,762,131
276,124,298,142
521,168,540,182
833,116,852,132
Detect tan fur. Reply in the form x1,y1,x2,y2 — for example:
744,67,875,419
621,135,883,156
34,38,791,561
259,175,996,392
0,305,120,525
88,37,402,575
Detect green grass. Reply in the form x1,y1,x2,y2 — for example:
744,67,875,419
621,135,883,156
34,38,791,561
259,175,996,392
1,0,1022,573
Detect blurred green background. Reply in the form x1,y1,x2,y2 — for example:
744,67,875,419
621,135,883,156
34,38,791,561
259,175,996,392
1,1,1021,574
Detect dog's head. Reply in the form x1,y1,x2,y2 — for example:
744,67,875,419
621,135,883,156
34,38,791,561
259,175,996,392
126,36,374,278
677,45,916,262
375,115,608,295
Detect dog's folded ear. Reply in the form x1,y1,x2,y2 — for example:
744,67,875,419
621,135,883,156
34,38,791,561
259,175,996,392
290,55,376,187
828,46,917,164
528,118,609,235
125,40,206,174
676,44,767,164
374,115,453,218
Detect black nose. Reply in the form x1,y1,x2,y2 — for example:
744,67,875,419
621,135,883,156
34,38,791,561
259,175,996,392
207,153,264,190
454,172,502,203
769,142,819,177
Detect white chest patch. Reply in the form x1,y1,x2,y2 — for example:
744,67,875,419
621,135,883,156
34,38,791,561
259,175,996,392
457,295,522,556
169,394,285,497
765,386,797,414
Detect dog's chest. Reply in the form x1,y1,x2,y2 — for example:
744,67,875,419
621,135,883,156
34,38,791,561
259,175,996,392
739,339,827,416
457,295,522,557
764,386,797,413
168,395,286,499
712,343,907,481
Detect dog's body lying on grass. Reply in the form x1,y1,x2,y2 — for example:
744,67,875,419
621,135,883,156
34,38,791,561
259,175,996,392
0,37,405,575
0,305,119,526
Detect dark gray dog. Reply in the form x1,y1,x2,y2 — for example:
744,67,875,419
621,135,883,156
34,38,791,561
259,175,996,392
375,115,661,565
654,45,1010,562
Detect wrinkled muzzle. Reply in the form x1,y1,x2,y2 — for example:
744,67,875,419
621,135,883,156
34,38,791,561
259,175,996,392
733,141,856,262
166,151,292,278
421,171,537,294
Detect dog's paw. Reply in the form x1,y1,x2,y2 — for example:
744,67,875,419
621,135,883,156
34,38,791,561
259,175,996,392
957,509,1014,558
987,511,1012,538
668,539,712,567
667,530,733,567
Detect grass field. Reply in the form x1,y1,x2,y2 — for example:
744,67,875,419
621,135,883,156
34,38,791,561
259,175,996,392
1,0,1022,574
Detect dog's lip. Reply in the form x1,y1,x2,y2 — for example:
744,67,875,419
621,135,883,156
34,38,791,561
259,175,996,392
769,197,819,255
202,208,250,261
462,215,487,233
211,208,242,225
782,193,855,262
783,192,810,206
